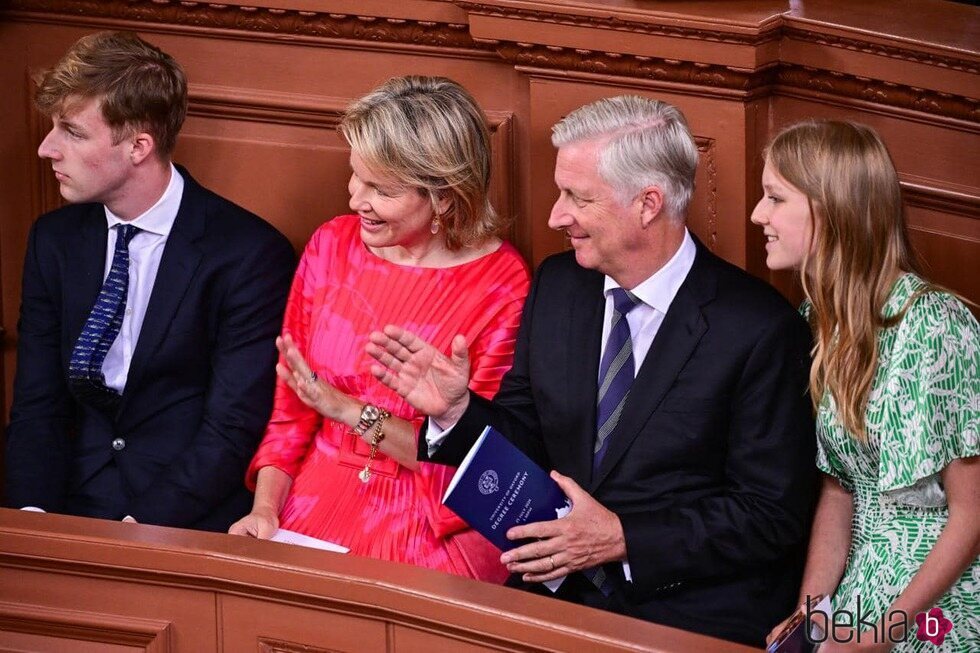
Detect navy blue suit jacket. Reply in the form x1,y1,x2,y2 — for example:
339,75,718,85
4,167,295,532
422,241,818,646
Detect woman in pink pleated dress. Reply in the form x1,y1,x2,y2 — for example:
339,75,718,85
229,76,529,582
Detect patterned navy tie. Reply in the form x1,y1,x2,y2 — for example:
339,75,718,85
585,287,640,595
593,287,640,475
68,224,139,409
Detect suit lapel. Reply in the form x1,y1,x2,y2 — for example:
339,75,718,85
564,269,605,486
65,206,109,366
589,244,715,491
119,170,205,409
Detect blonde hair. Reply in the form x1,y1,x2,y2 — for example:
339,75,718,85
765,120,931,439
551,95,698,220
339,76,501,250
35,31,187,157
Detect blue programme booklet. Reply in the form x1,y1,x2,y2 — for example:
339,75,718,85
442,425,571,552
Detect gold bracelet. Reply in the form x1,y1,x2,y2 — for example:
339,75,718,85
358,408,390,483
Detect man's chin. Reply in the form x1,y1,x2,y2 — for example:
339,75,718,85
572,248,598,271
56,185,83,204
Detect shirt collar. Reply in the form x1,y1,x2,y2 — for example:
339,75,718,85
603,229,696,314
104,163,184,236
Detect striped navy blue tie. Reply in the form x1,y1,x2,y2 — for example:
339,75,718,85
593,287,640,475
585,287,640,595
68,224,139,409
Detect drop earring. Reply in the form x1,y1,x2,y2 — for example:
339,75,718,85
430,216,440,235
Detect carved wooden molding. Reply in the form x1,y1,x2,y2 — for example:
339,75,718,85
462,6,978,125
774,65,978,129
507,46,976,127
455,1,779,45
694,137,719,251
3,0,482,52
484,41,977,127
0,601,173,652
494,41,762,92
458,4,979,77
4,1,976,125
782,27,978,76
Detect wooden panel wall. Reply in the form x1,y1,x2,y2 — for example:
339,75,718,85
1,0,977,426
0,509,755,652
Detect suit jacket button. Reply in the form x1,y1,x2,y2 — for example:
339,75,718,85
111,438,126,451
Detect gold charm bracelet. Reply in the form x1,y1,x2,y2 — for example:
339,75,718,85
358,408,390,483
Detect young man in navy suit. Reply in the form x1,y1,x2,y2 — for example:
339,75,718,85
368,97,817,646
4,31,295,532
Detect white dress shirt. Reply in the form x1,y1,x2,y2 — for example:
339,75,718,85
599,228,696,378
101,164,184,392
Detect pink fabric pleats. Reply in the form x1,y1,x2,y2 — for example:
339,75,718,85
247,215,530,582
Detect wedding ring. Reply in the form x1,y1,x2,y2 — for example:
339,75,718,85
309,371,318,383
549,555,556,571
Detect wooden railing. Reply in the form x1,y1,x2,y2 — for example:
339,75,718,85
0,508,755,652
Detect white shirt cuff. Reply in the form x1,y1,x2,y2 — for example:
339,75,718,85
424,418,457,457
622,561,632,582
21,506,45,512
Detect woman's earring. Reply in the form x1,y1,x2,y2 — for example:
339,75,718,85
430,216,440,235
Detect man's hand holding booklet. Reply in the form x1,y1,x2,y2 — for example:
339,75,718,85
442,425,571,591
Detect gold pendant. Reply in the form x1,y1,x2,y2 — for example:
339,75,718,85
358,466,371,483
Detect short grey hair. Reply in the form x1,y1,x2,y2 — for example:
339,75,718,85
551,96,698,220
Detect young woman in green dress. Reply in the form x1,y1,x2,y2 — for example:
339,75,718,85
753,120,978,652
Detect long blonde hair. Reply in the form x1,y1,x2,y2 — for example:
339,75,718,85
765,121,926,439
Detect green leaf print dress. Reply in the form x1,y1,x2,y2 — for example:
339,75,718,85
811,274,979,652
